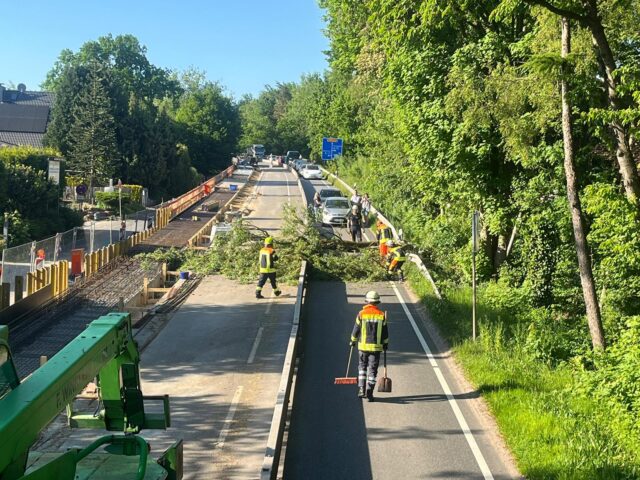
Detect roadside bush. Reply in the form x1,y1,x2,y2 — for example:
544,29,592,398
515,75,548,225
95,191,131,209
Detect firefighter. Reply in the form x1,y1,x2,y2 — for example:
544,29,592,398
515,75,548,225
256,237,281,299
376,221,393,257
350,290,389,402
386,240,406,281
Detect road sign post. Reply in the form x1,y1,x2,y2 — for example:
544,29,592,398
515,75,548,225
472,211,480,341
322,137,344,162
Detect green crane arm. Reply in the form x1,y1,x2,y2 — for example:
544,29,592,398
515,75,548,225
0,312,171,479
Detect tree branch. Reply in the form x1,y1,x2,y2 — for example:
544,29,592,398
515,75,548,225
524,0,587,24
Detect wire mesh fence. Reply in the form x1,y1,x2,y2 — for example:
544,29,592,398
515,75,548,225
1,208,157,302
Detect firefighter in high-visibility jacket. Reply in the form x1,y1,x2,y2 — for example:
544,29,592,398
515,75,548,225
256,237,281,299
350,290,389,402
386,240,406,281
376,221,393,257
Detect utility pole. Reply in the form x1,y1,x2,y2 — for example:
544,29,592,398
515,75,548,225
472,211,479,340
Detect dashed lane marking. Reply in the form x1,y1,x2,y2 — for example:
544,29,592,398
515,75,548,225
247,327,264,364
214,385,244,450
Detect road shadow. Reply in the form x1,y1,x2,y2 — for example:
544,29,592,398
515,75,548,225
284,282,373,480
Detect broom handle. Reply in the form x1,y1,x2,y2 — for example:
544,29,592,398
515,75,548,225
346,345,354,377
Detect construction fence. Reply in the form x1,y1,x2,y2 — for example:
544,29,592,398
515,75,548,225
0,208,155,304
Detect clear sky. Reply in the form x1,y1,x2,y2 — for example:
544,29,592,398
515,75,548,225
1,0,329,98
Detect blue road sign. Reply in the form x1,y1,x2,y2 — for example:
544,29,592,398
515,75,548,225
322,137,343,161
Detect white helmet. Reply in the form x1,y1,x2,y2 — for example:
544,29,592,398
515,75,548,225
387,240,395,247
365,290,380,304
352,205,358,212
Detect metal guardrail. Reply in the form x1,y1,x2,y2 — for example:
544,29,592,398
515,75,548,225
319,167,442,299
260,260,307,480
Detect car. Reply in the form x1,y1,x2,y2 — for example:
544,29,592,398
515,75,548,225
285,151,301,164
318,188,344,203
93,211,111,221
321,197,351,226
300,164,323,180
294,159,308,171
235,164,254,176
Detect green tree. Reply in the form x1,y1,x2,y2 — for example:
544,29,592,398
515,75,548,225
67,63,118,198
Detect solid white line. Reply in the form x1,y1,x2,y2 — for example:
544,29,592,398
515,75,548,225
389,282,494,480
247,327,264,364
214,385,244,450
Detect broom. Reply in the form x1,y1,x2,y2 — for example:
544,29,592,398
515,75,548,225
334,345,357,385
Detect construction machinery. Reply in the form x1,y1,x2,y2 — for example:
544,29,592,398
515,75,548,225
0,312,182,480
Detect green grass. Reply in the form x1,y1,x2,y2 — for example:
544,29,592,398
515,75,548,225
406,263,640,479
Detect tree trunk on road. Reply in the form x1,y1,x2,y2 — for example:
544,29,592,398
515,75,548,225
561,17,606,350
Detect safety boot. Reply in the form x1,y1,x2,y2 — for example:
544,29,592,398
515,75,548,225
256,293,264,299
274,289,281,297
357,387,365,398
366,388,375,402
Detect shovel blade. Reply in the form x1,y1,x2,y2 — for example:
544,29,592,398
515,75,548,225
377,377,392,392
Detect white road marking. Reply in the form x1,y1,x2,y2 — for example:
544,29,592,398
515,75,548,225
285,170,291,203
389,282,495,480
247,327,264,364
214,386,244,450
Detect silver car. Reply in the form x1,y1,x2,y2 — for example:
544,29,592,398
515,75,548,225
321,197,351,226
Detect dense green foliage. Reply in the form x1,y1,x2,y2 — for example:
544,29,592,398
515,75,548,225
233,1,640,476
44,35,241,198
0,148,82,246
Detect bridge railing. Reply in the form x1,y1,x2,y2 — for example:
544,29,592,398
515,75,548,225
261,260,308,480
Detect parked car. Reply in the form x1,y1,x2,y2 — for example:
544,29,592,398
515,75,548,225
318,188,344,203
321,197,351,226
300,164,323,180
93,211,111,221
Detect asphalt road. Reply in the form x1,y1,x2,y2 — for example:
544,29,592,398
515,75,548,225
284,281,518,480
138,163,303,479
284,175,519,479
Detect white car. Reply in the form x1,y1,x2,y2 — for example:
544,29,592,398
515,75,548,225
321,197,351,226
300,164,323,180
235,165,254,176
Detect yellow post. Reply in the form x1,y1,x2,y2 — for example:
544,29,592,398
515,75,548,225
27,273,34,295
52,264,59,296
92,251,99,273
84,255,91,278
162,262,167,284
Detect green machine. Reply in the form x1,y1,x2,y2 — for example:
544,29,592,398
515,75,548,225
0,313,182,480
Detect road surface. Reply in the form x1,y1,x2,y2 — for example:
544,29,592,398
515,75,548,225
138,163,303,478
283,173,519,479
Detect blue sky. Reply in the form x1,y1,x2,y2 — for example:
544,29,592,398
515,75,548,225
1,0,329,98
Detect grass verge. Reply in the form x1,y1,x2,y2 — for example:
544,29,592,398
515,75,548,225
406,262,640,479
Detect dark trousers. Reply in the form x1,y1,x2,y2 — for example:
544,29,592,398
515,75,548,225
350,227,362,242
256,272,278,295
358,351,381,390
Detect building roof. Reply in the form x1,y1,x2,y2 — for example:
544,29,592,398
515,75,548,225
0,87,54,148
0,90,54,107
0,131,46,148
